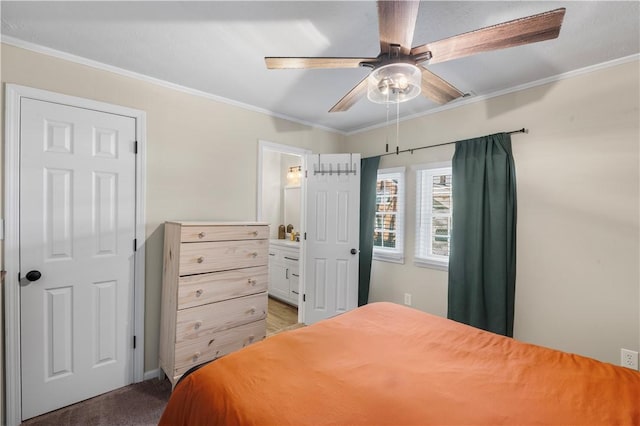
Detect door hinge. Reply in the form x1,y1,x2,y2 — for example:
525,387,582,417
305,170,308,178
303,294,306,302
134,141,138,154
133,335,137,349
133,239,137,252
304,232,307,240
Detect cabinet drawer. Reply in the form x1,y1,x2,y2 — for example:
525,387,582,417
181,225,268,243
268,245,300,263
174,320,266,375
178,266,268,309
179,240,267,275
290,272,300,294
176,292,266,344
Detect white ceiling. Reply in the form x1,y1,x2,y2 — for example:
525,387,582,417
1,1,638,134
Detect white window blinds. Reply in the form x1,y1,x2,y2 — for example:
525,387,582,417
415,165,452,270
373,167,405,263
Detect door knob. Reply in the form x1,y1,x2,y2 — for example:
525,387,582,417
350,248,358,255
25,270,42,282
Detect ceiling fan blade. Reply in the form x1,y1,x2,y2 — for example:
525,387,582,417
378,0,420,54
265,57,377,69
329,76,370,113
411,8,566,64
419,66,464,104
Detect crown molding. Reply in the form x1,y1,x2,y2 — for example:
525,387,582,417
347,53,640,135
2,35,637,136
0,35,345,135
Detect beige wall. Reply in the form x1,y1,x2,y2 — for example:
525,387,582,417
0,43,344,379
346,59,640,365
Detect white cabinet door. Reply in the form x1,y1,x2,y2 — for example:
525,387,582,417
267,252,277,294
303,154,360,325
269,263,289,301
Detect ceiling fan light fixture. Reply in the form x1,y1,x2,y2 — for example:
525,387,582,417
367,63,421,104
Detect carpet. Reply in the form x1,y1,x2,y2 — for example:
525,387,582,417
21,378,171,426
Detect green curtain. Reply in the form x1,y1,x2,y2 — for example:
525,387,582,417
358,156,380,306
447,133,517,336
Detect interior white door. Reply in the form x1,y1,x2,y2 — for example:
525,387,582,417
303,153,360,324
19,98,137,420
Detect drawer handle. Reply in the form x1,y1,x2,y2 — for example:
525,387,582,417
198,232,206,239
208,338,215,346
268,253,275,256
194,320,203,330
192,351,201,362
284,256,298,261
251,252,258,258
251,231,258,236
197,256,205,263
292,290,299,295
246,335,255,345
247,307,256,315
195,289,203,297
248,278,257,286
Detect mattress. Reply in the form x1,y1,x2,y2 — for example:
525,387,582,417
159,302,640,425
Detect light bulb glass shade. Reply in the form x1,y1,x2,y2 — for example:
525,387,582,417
367,63,422,104
287,166,302,184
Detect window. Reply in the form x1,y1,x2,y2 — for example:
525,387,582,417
373,167,405,263
415,164,452,270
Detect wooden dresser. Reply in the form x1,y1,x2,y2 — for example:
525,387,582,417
159,221,269,387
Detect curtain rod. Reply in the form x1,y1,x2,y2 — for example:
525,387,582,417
369,128,528,159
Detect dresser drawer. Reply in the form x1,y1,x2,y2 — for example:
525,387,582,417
181,225,268,243
176,292,267,343
179,240,268,275
174,319,266,375
178,266,268,310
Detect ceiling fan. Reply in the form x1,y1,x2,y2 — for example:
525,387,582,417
265,1,566,112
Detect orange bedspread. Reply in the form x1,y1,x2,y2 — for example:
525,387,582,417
160,302,640,425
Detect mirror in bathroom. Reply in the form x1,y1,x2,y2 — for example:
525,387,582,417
257,140,309,240
284,186,300,234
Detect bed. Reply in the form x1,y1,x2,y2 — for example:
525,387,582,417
159,302,639,425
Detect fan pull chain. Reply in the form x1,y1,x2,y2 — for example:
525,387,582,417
395,100,400,155
385,103,390,153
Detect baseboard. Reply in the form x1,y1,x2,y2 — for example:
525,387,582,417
143,368,163,381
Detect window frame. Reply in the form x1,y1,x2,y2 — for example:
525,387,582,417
372,167,405,264
414,162,452,271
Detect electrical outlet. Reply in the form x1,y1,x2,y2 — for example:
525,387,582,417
403,293,412,306
621,349,638,370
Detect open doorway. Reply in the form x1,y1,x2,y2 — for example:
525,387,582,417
257,140,310,331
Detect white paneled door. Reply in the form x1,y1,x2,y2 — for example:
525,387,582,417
304,154,360,324
19,98,137,420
